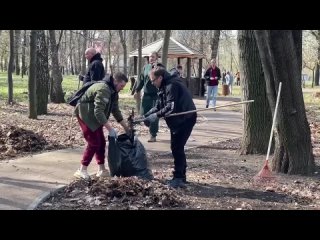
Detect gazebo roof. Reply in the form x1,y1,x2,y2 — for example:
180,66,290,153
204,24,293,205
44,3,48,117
129,37,206,59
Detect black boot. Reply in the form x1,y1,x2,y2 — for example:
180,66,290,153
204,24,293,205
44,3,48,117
206,105,208,108
167,177,186,188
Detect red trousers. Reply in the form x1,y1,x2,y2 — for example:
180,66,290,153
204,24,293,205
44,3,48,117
77,117,105,166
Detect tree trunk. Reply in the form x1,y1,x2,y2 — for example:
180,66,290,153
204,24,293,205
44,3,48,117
29,30,37,119
315,31,320,86
129,30,138,75
238,30,272,154
254,30,315,175
118,30,127,76
108,30,113,73
49,30,65,103
315,64,319,87
162,30,171,68
63,30,68,75
143,30,148,45
4,56,8,71
14,30,21,76
8,30,14,104
210,30,220,60
0,55,3,72
152,30,158,42
81,30,88,75
36,30,49,115
77,31,82,74
199,30,204,52
21,30,27,78
136,30,143,114
73,50,79,74
69,30,75,75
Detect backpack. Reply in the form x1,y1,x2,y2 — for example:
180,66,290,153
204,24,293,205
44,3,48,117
67,80,105,107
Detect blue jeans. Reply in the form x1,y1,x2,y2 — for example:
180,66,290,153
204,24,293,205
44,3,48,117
206,85,218,107
141,95,159,137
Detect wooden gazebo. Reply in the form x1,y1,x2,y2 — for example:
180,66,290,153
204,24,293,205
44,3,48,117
129,37,206,96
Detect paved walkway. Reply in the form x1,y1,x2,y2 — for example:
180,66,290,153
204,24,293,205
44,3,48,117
0,97,243,210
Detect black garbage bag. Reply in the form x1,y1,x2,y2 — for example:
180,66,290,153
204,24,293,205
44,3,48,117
107,134,153,180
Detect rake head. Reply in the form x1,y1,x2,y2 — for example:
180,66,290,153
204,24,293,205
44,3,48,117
253,160,275,182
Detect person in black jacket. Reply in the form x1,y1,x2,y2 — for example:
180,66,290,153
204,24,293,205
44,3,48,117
204,59,221,109
143,67,197,188
79,47,105,85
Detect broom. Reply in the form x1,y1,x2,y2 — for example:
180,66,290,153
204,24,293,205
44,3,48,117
254,82,282,180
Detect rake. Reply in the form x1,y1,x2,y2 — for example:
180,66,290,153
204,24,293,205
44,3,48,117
132,100,254,123
254,82,282,180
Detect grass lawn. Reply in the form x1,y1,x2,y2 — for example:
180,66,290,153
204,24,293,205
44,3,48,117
0,72,132,102
0,72,319,111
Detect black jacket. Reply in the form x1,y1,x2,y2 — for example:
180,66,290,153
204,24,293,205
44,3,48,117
148,71,196,131
204,66,221,86
83,53,105,85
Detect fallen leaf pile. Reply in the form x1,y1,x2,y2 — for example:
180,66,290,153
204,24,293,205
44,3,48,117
310,122,320,157
0,124,47,158
0,101,154,160
37,176,186,210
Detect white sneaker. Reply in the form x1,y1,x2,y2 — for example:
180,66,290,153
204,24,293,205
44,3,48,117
96,170,109,178
74,169,91,180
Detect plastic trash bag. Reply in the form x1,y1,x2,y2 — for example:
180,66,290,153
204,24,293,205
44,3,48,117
107,133,153,180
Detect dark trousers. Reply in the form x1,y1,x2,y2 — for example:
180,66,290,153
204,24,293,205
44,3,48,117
141,95,159,137
77,117,105,166
170,115,197,178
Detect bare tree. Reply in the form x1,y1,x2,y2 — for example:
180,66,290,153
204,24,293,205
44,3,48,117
199,30,204,53
69,30,75,75
81,30,88,75
14,30,21,75
107,30,114,73
76,30,82,74
238,30,272,154
136,30,143,114
311,30,320,86
162,30,171,68
8,30,14,104
128,30,138,75
29,30,37,119
36,30,50,114
210,30,220,60
49,30,65,103
118,30,127,76
254,30,314,175
21,30,27,78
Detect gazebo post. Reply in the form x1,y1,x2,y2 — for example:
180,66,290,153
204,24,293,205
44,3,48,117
177,58,181,65
198,58,203,96
186,57,191,90
133,56,137,75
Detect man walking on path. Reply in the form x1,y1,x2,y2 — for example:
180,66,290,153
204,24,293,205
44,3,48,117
204,59,221,109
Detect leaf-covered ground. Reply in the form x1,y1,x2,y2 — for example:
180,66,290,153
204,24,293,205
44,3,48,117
1,100,320,209
0,101,158,160
37,138,320,210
